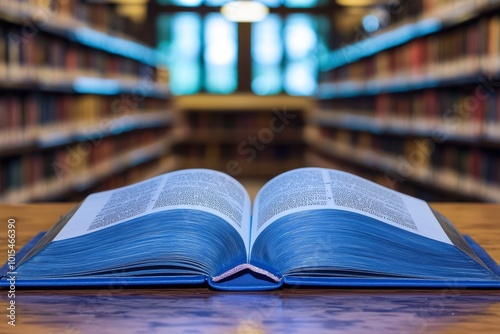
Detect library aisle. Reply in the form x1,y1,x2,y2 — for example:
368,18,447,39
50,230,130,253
1,0,500,204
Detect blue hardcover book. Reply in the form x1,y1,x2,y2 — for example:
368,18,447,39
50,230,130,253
1,168,500,291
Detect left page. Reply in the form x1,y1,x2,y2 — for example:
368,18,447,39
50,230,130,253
54,169,252,253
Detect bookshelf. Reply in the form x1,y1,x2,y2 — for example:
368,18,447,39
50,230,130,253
310,0,500,202
0,0,177,203
174,94,311,181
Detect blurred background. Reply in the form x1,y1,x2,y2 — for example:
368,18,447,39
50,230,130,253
1,0,499,202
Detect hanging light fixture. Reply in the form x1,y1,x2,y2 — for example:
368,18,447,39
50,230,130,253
221,1,269,22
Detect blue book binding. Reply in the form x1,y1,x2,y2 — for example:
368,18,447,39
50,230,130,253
1,232,499,290
2,168,500,291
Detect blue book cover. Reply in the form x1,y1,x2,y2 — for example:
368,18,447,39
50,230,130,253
1,168,499,291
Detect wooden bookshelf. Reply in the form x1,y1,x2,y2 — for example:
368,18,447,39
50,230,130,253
0,135,179,203
305,126,500,202
174,94,311,180
325,0,500,71
0,1,176,203
313,0,500,202
0,0,156,65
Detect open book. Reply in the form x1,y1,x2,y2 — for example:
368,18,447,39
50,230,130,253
1,168,500,290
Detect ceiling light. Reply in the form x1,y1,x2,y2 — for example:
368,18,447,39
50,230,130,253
221,1,269,22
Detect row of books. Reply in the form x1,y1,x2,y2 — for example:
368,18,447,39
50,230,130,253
0,1,172,203
0,1,156,67
178,105,306,179
180,144,303,162
187,113,304,144
187,111,304,131
325,0,499,71
178,142,304,178
306,126,500,202
1,0,141,41
0,25,166,85
0,93,171,152
325,14,500,84
187,129,304,145
0,93,168,128
316,1,500,202
315,88,500,142
0,128,175,202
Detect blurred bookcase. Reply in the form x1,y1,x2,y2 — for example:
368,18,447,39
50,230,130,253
0,0,180,203
174,94,311,182
308,0,500,202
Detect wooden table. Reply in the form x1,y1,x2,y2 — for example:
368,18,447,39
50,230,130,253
0,203,499,333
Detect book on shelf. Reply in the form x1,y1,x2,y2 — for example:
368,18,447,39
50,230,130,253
1,167,499,290
323,11,500,88
310,123,500,198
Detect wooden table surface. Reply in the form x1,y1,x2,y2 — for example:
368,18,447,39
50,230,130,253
0,203,499,334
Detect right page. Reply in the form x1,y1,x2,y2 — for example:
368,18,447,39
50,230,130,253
251,167,451,247
250,167,499,282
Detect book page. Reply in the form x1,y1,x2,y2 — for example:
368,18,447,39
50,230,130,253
54,169,251,252
251,168,451,247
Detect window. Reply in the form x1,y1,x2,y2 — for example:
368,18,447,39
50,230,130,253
204,14,238,94
251,14,282,95
157,13,202,94
155,0,330,95
283,14,318,95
